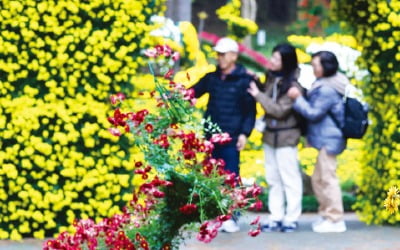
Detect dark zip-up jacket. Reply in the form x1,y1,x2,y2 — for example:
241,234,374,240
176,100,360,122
192,64,256,145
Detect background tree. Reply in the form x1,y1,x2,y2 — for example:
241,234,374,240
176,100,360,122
166,0,192,22
241,0,257,47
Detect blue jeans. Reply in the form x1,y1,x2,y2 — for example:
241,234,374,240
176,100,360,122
212,144,240,176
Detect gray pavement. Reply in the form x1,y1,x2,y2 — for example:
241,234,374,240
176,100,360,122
1,212,399,250
180,212,400,250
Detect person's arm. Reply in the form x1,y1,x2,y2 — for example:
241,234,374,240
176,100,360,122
191,74,209,98
255,91,294,119
248,81,296,120
291,87,337,122
238,86,257,150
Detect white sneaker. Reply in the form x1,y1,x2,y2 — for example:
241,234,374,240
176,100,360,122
219,219,240,233
312,219,346,233
312,217,325,227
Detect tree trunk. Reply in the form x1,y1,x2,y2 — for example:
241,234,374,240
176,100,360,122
166,0,192,22
241,0,257,48
264,0,297,23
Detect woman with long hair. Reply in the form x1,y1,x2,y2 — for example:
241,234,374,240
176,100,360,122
248,43,303,233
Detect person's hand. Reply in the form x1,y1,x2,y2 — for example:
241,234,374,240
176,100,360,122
287,87,302,99
236,134,247,151
247,81,260,97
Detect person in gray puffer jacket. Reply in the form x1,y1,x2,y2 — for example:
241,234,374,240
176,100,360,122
288,51,350,233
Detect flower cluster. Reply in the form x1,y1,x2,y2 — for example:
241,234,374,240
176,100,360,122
44,45,262,249
147,16,210,71
216,0,258,41
44,213,132,250
384,186,400,214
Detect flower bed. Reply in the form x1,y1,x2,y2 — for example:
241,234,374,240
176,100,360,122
0,0,168,240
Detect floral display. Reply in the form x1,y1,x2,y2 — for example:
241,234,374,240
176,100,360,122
0,0,380,243
0,0,168,240
331,0,400,224
44,45,262,249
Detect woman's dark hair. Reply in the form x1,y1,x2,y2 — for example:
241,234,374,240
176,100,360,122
312,51,339,77
271,43,298,97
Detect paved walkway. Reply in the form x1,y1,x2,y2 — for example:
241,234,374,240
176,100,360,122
180,212,400,250
1,213,399,250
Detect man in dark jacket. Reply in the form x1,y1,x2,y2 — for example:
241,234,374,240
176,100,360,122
192,37,256,176
191,37,256,232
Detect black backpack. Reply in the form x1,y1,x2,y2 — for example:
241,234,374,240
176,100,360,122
330,95,369,139
294,111,308,136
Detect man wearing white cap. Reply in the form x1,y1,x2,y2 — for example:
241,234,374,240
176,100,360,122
191,37,256,232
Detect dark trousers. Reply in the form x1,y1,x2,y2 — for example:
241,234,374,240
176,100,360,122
212,144,240,176
213,144,241,220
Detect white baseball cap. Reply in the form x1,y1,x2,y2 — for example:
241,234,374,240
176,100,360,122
213,37,239,53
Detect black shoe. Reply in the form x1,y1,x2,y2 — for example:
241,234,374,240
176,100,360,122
281,222,298,233
261,221,282,232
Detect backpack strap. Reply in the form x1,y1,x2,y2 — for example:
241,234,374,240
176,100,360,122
328,86,347,131
328,111,341,130
265,125,298,132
